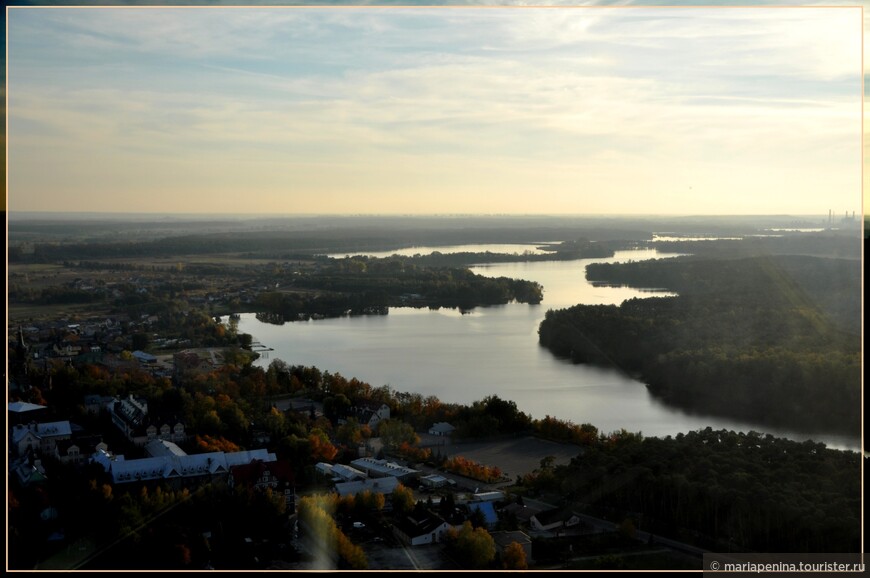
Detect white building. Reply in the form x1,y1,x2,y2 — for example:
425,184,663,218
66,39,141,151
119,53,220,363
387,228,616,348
11,421,72,456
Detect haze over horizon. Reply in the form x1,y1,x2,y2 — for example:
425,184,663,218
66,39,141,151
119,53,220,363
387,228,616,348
6,6,863,216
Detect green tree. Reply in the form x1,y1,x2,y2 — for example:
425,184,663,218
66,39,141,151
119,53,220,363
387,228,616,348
451,521,496,569
336,418,369,447
323,394,351,422
378,419,419,451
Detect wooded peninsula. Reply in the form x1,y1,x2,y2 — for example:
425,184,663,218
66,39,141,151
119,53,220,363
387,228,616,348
538,252,861,435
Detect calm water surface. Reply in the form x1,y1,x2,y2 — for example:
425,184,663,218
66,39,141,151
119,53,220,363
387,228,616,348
237,247,860,450
327,242,558,259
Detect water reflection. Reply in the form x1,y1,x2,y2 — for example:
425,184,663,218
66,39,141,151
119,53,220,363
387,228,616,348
237,247,860,450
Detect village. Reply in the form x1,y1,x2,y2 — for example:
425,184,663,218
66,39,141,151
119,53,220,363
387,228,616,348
7,305,682,570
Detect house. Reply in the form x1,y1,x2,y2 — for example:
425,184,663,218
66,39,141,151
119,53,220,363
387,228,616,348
499,502,539,524
56,435,107,466
350,457,419,482
108,395,186,446
55,440,83,466
428,422,456,437
490,530,534,565
83,394,115,416
173,348,225,378
392,513,452,547
347,401,390,430
11,421,73,456
12,457,49,487
530,508,581,532
109,395,148,441
52,343,82,358
144,421,187,445
8,401,48,425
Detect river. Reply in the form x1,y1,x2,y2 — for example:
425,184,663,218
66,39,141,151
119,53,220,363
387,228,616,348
236,246,860,450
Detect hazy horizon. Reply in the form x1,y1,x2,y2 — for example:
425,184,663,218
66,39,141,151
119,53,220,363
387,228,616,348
7,6,863,215
6,210,846,220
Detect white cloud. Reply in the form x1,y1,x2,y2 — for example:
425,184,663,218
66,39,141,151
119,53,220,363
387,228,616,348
6,6,862,214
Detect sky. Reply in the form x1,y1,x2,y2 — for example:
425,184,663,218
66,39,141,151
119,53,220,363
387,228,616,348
5,5,864,216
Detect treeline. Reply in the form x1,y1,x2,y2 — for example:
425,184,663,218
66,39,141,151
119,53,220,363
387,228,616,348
8,220,655,262
586,254,861,334
254,292,390,321
539,256,861,435
254,263,543,322
652,232,861,260
338,238,624,266
298,257,544,305
524,428,861,553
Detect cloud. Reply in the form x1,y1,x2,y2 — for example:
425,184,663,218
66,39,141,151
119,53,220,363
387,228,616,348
6,6,862,214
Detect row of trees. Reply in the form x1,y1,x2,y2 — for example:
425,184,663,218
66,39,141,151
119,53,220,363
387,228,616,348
441,456,503,484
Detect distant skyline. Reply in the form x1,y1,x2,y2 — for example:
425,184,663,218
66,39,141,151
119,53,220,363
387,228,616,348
6,6,863,215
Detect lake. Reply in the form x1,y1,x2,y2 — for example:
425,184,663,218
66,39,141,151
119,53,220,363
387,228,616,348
237,246,860,450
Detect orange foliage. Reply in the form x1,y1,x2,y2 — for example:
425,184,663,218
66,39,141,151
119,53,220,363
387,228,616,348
196,434,241,453
442,455,502,483
397,441,431,463
309,430,338,462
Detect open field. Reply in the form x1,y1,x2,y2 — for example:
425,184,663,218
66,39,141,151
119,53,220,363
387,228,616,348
426,435,582,480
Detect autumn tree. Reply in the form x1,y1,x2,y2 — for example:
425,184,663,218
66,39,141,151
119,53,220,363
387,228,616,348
355,489,385,513
335,418,370,447
449,521,496,569
391,483,415,515
502,541,528,570
264,406,287,438
309,428,339,462
298,495,367,569
196,434,240,453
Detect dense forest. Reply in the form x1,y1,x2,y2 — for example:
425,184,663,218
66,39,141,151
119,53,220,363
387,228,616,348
525,428,861,554
653,233,860,261
254,257,544,321
8,224,649,262
538,255,861,435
